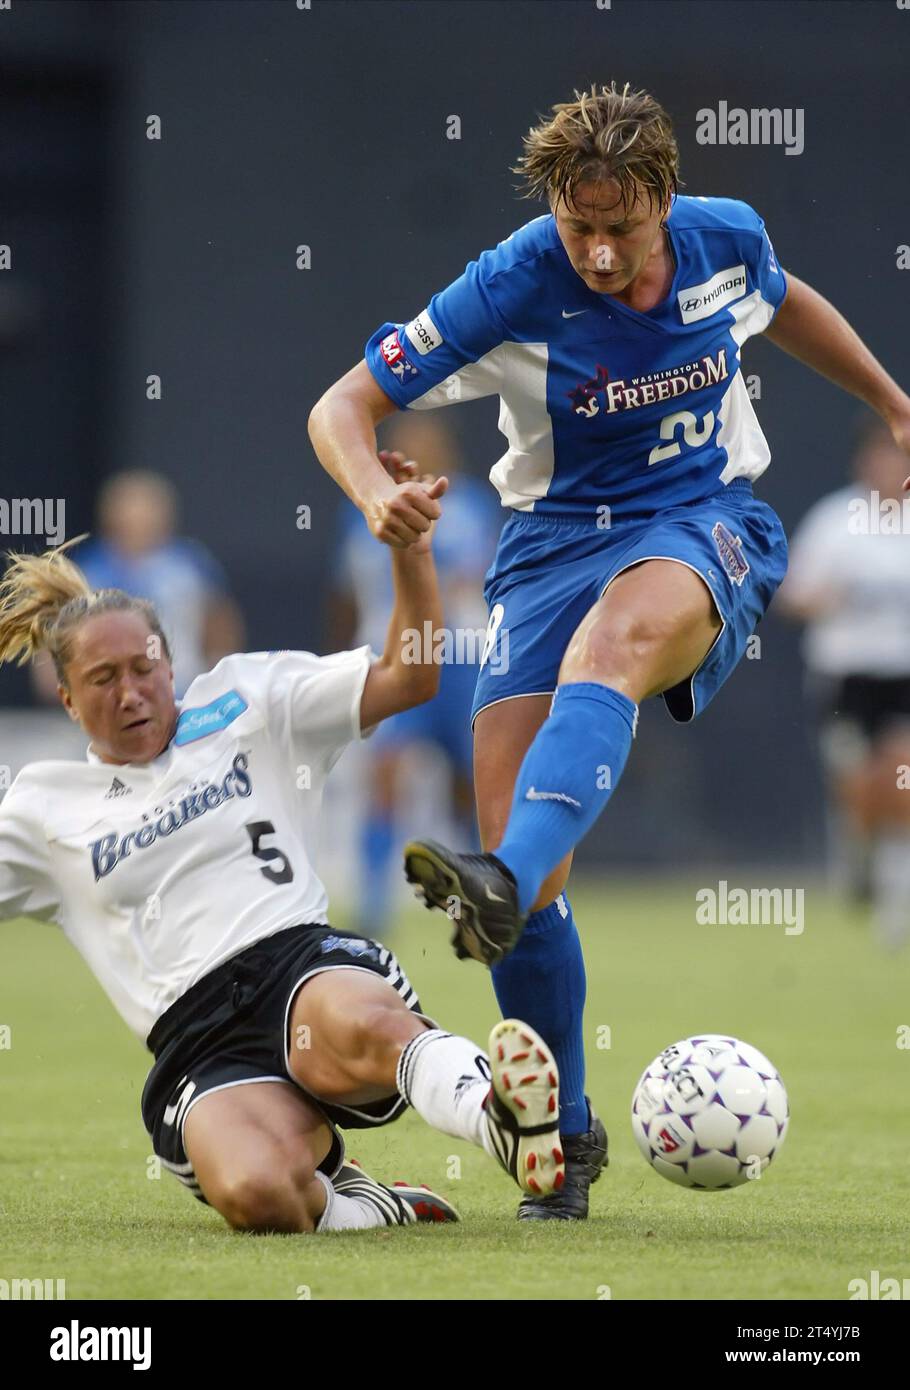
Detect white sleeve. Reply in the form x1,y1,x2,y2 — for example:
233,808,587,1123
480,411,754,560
0,780,61,925
785,496,841,599
239,647,377,770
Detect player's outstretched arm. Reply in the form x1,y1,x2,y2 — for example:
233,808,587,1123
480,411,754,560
0,800,61,926
309,361,444,547
359,459,448,730
764,272,910,473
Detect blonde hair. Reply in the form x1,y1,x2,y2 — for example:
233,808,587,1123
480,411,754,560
511,80,680,217
0,536,171,686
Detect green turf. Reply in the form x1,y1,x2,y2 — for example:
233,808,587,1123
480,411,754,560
1,879,908,1300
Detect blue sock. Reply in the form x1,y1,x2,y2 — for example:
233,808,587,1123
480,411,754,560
491,894,588,1136
359,810,396,936
496,683,637,914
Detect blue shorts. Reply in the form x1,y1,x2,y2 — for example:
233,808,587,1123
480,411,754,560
471,479,788,726
370,658,476,774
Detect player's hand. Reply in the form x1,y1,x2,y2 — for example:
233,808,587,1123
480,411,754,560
878,398,910,489
368,450,449,548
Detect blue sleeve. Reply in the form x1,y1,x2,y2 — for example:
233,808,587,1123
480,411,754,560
364,250,510,410
740,202,787,318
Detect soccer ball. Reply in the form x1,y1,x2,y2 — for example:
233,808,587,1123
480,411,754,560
631,1034,789,1189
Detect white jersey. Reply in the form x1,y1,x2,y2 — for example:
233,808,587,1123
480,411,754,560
786,485,910,678
0,647,374,1041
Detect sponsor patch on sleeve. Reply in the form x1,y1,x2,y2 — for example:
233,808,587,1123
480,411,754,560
379,330,419,381
404,310,443,355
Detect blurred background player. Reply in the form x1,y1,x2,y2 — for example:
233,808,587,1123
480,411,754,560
33,470,245,703
327,414,500,940
780,417,910,949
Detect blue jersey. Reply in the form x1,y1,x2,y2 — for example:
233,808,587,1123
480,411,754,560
364,196,786,522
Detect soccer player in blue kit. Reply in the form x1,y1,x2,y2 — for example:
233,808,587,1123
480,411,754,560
309,82,910,1220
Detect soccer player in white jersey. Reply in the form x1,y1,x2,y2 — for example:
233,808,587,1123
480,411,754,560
780,418,910,948
308,82,910,1220
0,451,565,1236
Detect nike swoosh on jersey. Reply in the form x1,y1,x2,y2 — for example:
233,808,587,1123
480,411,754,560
561,309,587,318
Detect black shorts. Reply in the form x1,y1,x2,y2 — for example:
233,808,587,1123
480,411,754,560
141,924,428,1204
810,672,910,755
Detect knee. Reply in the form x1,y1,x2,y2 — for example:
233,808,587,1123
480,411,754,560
217,1156,319,1234
561,611,668,684
344,1003,423,1071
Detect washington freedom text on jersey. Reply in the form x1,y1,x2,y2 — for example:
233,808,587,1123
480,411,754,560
570,347,729,418
89,752,252,880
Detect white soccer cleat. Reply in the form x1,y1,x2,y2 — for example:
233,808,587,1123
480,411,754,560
483,1019,565,1197
334,1159,459,1225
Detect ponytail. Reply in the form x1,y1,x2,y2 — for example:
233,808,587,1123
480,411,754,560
0,536,171,685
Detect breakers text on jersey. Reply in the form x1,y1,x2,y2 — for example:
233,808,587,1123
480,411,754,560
89,752,252,880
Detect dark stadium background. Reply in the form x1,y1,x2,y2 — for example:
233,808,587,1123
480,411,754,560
1,0,907,871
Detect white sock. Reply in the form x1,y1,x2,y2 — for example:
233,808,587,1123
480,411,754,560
872,832,910,950
313,1171,385,1232
397,1028,495,1158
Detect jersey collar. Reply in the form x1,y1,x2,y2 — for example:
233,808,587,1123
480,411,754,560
550,195,682,324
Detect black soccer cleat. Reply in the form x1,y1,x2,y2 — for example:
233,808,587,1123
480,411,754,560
403,838,525,966
516,1108,608,1221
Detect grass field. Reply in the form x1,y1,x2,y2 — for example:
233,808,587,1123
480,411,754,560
2,877,908,1301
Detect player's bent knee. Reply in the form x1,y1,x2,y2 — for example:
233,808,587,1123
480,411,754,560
562,614,667,684
344,1000,425,1071
214,1157,320,1234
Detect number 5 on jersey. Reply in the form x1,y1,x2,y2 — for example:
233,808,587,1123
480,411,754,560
246,820,294,885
